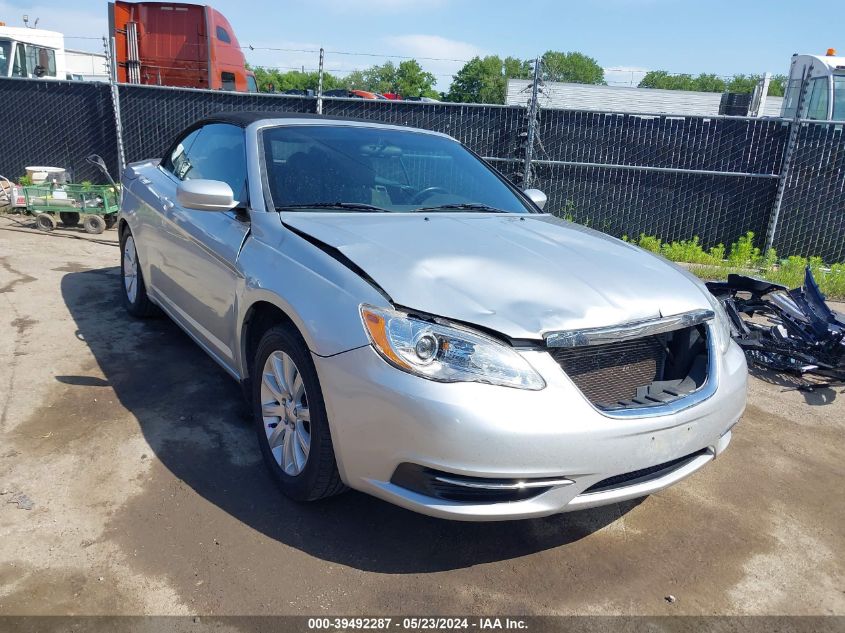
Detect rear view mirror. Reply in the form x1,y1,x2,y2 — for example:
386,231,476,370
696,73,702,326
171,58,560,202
523,188,547,210
177,179,236,211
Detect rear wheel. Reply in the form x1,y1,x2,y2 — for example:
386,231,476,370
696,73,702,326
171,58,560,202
121,229,158,318
253,324,346,501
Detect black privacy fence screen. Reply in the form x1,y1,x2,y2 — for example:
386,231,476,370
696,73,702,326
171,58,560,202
1,77,842,261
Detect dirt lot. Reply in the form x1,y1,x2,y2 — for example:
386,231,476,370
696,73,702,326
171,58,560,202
1,217,843,616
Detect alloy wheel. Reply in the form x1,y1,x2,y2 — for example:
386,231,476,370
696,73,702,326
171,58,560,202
260,350,311,475
123,236,138,303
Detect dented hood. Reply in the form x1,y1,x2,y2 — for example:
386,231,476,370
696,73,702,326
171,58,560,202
281,212,711,340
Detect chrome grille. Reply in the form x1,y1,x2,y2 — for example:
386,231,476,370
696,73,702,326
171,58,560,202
550,336,666,407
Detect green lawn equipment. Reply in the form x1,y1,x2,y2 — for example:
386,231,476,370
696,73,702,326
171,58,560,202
24,182,120,234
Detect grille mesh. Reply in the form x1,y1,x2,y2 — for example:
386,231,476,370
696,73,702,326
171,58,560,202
550,336,666,407
583,449,709,494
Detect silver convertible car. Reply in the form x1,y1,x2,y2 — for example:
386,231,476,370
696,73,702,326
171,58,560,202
118,111,747,521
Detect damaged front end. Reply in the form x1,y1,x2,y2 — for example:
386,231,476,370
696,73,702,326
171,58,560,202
706,267,845,391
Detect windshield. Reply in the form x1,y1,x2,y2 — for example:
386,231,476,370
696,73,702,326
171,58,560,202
0,40,11,77
262,125,533,213
834,74,845,121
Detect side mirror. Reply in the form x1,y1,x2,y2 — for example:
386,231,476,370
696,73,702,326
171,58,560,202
176,179,236,211
523,188,547,210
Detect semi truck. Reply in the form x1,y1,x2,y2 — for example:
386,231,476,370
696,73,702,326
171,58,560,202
109,1,256,92
0,23,108,81
781,49,845,121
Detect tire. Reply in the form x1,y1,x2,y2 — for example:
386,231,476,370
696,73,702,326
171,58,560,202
59,211,81,227
252,324,346,502
104,215,117,230
35,213,56,232
83,214,106,234
120,228,159,318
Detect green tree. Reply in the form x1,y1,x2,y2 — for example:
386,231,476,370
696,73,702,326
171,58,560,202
541,51,604,85
344,69,368,90
395,59,438,98
338,60,437,97
250,65,343,93
446,55,532,104
767,75,787,97
360,61,398,94
639,70,785,96
638,71,696,91
692,73,727,93
727,74,758,94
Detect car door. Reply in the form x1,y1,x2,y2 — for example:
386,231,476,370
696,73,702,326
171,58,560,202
153,122,251,373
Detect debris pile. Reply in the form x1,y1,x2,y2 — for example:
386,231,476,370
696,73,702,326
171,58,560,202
706,267,845,391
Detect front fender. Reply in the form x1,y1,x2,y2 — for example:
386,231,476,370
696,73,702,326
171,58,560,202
235,213,388,374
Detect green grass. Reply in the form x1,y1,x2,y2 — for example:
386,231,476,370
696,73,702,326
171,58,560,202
622,231,845,300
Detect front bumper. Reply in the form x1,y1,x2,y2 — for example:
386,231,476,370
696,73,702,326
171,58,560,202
314,341,747,521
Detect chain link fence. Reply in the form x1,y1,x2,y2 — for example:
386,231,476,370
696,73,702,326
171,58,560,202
117,84,315,166
0,76,842,262
0,78,118,183
528,110,790,247
772,121,845,262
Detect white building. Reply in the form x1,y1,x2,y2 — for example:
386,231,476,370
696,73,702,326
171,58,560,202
506,79,783,117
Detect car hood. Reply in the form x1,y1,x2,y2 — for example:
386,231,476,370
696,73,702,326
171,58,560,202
280,212,711,340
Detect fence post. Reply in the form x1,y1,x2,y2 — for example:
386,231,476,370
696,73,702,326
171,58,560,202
523,56,542,188
316,48,325,115
765,69,810,253
104,36,126,178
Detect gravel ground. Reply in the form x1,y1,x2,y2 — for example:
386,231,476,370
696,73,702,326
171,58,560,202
1,217,843,616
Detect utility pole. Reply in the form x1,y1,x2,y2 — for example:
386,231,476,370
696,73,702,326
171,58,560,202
316,47,325,115
523,56,542,188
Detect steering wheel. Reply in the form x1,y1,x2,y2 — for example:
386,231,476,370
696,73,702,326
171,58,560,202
410,186,449,205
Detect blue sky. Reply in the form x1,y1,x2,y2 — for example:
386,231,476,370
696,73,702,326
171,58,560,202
1,0,840,88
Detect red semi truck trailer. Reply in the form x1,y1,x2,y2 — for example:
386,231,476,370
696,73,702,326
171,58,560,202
109,1,256,91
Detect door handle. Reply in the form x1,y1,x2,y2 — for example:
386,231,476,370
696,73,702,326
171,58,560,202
161,196,175,211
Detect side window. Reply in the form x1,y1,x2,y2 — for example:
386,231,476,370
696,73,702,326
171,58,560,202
221,71,236,91
246,75,258,93
163,128,201,180
833,76,845,121
216,26,231,43
39,47,56,76
0,41,11,76
24,45,56,77
12,43,27,77
803,77,830,120
165,124,247,204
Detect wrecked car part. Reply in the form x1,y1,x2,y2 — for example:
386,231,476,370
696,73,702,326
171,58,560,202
706,267,845,387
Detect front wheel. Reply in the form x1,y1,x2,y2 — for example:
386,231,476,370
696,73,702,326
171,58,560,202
121,230,158,317
35,213,56,232
253,325,346,502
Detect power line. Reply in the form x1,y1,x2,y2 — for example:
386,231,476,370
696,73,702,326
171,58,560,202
242,45,470,63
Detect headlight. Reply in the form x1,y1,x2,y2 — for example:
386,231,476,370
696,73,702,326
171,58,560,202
360,305,546,390
705,291,732,354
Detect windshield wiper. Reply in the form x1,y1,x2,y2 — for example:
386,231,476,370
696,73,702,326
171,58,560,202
276,202,389,212
413,203,510,213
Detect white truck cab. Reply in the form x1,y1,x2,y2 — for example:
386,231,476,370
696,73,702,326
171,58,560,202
782,50,845,121
0,25,66,80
